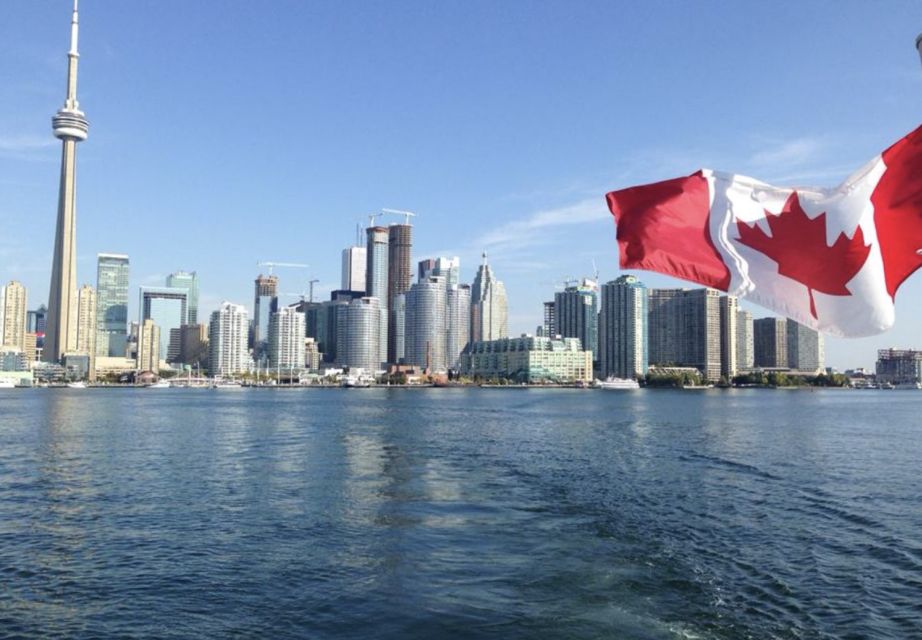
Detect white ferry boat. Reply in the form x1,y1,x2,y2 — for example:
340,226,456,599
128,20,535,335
66,381,87,389
146,381,171,389
342,375,372,388
212,380,243,389
595,377,640,390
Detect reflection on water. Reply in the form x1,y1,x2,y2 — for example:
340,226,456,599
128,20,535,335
1,388,921,639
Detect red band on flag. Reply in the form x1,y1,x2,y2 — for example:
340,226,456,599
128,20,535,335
873,125,922,300
606,171,731,290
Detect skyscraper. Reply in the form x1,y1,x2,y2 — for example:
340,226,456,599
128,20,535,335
386,224,412,364
418,257,460,286
470,253,508,343
554,278,599,364
365,226,389,302
209,302,249,377
446,284,471,371
140,287,188,363
1,282,27,350
252,274,279,355
542,301,556,338
96,253,129,357
365,226,389,364
719,295,738,380
27,305,48,338
0,285,5,346
753,317,787,368
736,309,754,370
599,275,648,380
76,284,96,380
268,307,306,372
138,319,161,373
786,320,824,373
336,297,385,372
179,324,209,368
167,271,199,325
341,246,367,292
45,1,89,363
648,288,722,381
404,276,448,373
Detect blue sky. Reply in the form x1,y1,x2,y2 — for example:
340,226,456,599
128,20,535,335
1,0,920,370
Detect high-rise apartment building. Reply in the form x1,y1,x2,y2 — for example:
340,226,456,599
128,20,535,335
167,271,199,325
386,224,413,364
76,284,97,380
876,349,922,385
336,297,385,372
404,276,448,373
0,285,4,342
719,295,738,380
96,253,130,357
736,309,754,370
418,257,460,286
753,317,788,368
252,274,279,353
2,282,27,350
392,292,407,363
599,275,648,380
446,284,471,371
138,319,161,373
786,321,824,373
543,301,556,338
140,287,188,363
209,302,249,377
554,278,599,364
45,1,89,364
27,305,48,337
471,253,508,343
648,288,722,381
365,226,390,364
179,324,209,368
365,226,389,301
268,307,306,371
341,246,367,292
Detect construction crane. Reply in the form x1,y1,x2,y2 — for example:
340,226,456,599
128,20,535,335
280,279,322,304
256,261,309,276
367,212,384,228
381,208,417,225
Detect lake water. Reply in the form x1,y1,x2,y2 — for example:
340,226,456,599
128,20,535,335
0,388,920,639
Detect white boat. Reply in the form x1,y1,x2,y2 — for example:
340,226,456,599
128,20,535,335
0,380,16,389
341,375,372,388
66,381,87,389
212,380,243,389
146,381,171,389
595,377,640,390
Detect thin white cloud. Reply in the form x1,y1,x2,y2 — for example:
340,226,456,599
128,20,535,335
475,198,609,253
0,134,56,153
750,136,825,168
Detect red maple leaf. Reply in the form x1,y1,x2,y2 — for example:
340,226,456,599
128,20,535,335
735,192,871,319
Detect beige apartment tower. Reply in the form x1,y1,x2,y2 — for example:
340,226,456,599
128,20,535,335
2,282,27,350
76,284,97,380
138,319,161,373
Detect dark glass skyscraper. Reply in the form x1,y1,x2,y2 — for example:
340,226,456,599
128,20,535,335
387,224,412,363
96,253,129,357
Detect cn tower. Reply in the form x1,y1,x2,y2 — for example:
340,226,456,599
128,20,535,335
44,0,89,363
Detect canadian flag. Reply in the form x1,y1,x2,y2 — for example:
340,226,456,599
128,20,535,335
605,126,922,337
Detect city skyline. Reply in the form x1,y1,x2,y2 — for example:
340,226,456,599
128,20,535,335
2,2,921,370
